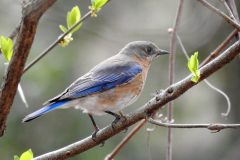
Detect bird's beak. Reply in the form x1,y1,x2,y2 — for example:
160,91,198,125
157,49,169,55
154,49,169,58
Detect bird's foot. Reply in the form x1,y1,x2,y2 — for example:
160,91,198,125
118,111,128,133
105,110,128,131
91,128,99,142
119,111,127,121
111,114,121,129
91,128,105,147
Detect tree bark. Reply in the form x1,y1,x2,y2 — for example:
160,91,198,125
0,0,57,137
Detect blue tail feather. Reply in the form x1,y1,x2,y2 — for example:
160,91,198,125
22,100,69,122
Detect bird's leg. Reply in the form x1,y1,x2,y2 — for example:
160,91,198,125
88,113,100,141
118,111,127,121
88,114,105,146
118,111,128,133
105,110,123,129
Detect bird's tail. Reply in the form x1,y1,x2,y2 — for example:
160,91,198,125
22,100,69,122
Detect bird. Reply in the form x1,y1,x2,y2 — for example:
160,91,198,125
22,41,169,139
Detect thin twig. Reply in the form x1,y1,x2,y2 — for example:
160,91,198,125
148,118,240,132
3,63,29,108
176,34,189,59
0,0,57,137
197,0,240,31
225,0,240,22
200,29,238,67
9,23,21,40
224,0,240,39
33,41,240,160
204,79,231,117
23,0,112,74
0,23,21,55
222,0,236,21
23,11,92,73
176,33,231,117
167,1,184,160
146,127,154,160
105,119,147,160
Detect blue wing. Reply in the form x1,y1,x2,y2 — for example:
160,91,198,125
23,60,142,122
47,61,142,103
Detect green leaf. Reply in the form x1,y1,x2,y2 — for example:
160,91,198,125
92,0,108,9
0,36,14,62
188,51,200,83
14,155,20,160
59,6,82,46
89,0,108,17
188,51,198,73
59,25,68,33
66,6,82,33
19,149,33,160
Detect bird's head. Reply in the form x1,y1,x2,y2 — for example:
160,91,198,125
120,41,169,62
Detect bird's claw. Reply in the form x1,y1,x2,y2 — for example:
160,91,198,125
111,114,127,130
91,128,99,142
111,116,121,129
91,128,105,147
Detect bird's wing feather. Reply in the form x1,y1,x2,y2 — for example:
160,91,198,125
22,100,69,122
46,60,142,103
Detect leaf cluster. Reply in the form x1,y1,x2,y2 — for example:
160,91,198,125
59,6,82,47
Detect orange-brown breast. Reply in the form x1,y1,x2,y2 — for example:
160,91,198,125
96,61,149,111
85,57,151,112
132,55,151,81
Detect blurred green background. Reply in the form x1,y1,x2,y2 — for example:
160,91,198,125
1,0,240,159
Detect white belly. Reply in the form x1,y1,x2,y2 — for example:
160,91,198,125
75,91,139,116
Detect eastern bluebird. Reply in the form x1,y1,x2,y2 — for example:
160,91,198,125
22,41,168,138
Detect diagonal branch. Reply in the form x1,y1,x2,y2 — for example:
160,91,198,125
105,119,147,160
198,0,240,31
224,0,240,39
0,0,57,137
23,0,112,74
34,41,240,160
222,0,236,21
200,29,238,67
148,118,240,132
23,11,92,73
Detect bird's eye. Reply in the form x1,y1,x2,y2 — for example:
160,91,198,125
146,47,152,53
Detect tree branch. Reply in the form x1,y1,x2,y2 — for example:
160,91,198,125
105,119,147,160
198,0,240,31
0,0,57,137
33,40,240,160
167,1,184,159
176,33,232,117
23,0,112,74
23,11,92,73
200,29,238,67
222,0,236,21
148,118,240,132
223,0,240,39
